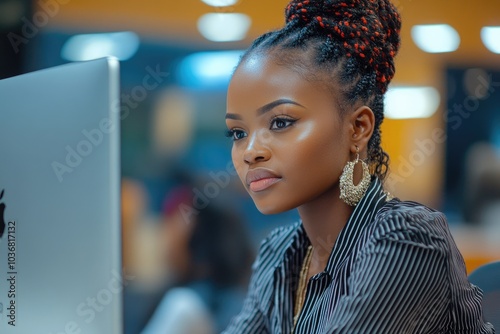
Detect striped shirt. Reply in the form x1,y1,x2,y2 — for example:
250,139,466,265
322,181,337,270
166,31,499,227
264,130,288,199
222,179,495,334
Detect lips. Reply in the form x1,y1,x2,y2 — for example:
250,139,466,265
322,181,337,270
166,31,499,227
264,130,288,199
245,168,282,192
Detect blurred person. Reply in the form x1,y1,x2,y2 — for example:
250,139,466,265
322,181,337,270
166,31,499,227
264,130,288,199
463,142,500,225
121,177,149,272
121,178,171,334
141,184,255,334
222,0,494,333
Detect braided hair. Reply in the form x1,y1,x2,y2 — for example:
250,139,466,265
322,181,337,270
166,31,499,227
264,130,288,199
238,0,401,180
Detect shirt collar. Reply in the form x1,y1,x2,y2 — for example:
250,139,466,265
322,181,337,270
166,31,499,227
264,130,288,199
325,177,389,275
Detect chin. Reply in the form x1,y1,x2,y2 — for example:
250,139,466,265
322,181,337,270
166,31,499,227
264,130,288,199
256,206,282,215
253,200,296,215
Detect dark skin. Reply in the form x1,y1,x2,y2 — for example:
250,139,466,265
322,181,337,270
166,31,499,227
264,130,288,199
226,52,375,279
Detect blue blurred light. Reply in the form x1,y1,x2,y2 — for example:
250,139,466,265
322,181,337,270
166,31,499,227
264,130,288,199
177,50,244,89
61,31,140,61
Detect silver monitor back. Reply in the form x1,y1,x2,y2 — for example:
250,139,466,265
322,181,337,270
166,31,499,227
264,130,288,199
0,57,122,333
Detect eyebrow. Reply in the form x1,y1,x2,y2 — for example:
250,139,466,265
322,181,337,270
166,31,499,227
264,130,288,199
225,99,304,120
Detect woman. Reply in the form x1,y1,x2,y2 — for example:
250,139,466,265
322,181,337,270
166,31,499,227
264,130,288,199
142,184,254,334
222,0,494,333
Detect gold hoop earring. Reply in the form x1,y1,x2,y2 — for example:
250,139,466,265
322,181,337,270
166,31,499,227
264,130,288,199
339,147,371,206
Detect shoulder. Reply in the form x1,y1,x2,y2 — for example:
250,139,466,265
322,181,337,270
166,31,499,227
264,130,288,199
375,199,447,228
255,222,301,265
260,222,300,251
141,287,215,334
368,199,452,252
247,222,301,284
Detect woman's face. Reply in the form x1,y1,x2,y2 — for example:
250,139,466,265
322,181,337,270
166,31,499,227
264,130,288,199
226,53,352,214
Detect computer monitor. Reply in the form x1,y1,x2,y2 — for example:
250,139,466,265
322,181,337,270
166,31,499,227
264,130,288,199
0,57,122,333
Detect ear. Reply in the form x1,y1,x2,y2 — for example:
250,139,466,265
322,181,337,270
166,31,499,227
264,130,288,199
347,106,375,157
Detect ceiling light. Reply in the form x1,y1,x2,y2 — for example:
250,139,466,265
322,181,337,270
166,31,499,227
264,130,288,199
197,13,251,42
61,31,140,61
385,86,440,119
411,24,460,53
177,50,244,88
481,26,500,54
201,0,239,6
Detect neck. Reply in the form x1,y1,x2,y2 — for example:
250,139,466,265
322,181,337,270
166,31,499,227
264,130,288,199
297,185,354,277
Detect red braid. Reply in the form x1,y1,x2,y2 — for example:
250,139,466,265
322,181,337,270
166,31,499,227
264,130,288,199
285,0,401,93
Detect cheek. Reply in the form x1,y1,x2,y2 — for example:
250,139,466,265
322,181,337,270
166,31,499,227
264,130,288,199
286,121,347,183
231,144,246,184
297,120,343,157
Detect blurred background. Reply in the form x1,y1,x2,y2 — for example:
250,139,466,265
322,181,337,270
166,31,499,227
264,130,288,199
1,0,500,332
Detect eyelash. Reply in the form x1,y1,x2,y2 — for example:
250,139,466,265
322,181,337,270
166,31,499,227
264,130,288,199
269,114,297,130
224,129,246,141
225,114,297,141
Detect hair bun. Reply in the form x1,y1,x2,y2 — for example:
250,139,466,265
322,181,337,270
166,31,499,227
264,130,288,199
285,0,401,93
286,0,333,24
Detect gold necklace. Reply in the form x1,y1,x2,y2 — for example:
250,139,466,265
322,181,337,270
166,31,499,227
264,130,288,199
293,245,313,329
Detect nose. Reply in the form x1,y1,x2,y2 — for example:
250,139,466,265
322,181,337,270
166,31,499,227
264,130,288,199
243,130,271,165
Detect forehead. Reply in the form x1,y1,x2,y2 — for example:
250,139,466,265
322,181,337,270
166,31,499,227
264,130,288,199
227,52,340,113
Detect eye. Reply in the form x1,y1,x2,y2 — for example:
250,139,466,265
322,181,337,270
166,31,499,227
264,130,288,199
225,129,247,141
270,116,296,130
